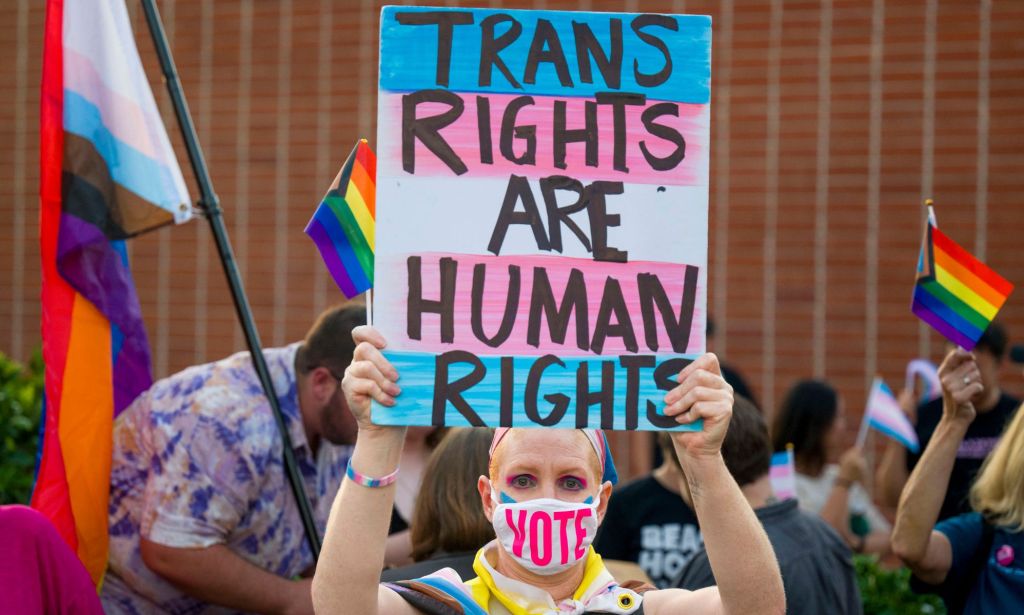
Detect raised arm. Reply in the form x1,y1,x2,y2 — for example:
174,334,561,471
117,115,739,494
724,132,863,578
819,447,867,543
891,349,980,585
311,326,419,615
657,354,785,615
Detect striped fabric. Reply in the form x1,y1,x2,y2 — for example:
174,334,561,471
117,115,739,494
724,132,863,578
34,0,191,585
305,139,376,298
769,446,797,501
864,378,919,453
912,207,1013,350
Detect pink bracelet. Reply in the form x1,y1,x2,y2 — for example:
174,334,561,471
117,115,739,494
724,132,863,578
346,461,399,488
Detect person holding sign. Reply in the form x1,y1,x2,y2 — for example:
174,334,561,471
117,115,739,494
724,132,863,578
311,326,785,615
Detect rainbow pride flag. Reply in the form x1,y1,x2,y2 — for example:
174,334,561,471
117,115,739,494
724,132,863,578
860,378,919,452
35,0,191,584
305,139,376,298
912,207,1013,350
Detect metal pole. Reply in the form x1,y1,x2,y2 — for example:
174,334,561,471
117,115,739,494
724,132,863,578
139,0,321,561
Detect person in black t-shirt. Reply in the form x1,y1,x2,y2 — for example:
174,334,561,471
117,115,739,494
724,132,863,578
675,396,861,614
594,432,703,588
877,322,1019,521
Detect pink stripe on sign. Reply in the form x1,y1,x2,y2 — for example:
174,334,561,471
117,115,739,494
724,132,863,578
377,252,705,356
381,93,709,187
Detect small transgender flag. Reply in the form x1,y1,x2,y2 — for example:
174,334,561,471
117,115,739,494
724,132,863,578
860,378,920,453
770,445,797,501
305,139,376,299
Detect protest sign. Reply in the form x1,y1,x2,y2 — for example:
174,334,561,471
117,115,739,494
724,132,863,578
372,6,711,430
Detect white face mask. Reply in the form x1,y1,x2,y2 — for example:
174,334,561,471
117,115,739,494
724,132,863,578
489,484,600,575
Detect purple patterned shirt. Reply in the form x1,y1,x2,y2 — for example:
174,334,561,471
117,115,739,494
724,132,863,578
101,344,351,614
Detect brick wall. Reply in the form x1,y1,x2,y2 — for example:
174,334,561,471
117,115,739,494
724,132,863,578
1,0,1022,478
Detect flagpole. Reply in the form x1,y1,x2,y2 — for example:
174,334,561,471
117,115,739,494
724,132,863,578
138,0,321,561
855,378,877,449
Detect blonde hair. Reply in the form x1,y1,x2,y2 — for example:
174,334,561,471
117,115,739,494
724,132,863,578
970,403,1024,530
488,429,602,485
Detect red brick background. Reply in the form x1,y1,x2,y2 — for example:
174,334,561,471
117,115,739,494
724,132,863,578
1,0,1022,479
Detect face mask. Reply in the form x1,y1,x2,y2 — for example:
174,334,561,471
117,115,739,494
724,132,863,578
489,484,600,575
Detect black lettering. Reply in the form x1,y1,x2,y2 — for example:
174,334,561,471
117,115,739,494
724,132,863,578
638,266,698,352
573,19,623,89
523,19,573,87
524,355,570,426
595,92,646,173
433,350,487,426
540,175,590,253
591,277,638,354
553,100,598,169
488,175,549,255
471,263,520,347
407,256,457,343
479,14,523,89
395,11,474,87
576,360,616,429
500,356,514,427
640,103,686,171
646,357,692,428
527,267,589,351
402,90,467,175
631,15,678,87
584,181,628,262
620,355,656,430
477,96,493,164
499,96,537,165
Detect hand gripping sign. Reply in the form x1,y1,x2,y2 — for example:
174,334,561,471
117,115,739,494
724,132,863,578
372,6,712,431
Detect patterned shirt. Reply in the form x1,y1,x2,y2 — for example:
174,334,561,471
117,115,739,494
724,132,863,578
101,344,351,614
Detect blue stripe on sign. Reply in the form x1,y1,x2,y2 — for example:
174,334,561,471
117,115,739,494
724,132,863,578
371,350,702,431
63,90,182,212
379,6,711,104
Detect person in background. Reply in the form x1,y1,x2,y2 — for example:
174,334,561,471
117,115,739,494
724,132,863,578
0,505,104,615
676,396,862,614
101,305,365,615
878,322,1019,521
705,316,756,404
385,426,448,568
772,380,891,556
381,428,495,582
312,326,785,614
595,432,703,588
893,348,1024,614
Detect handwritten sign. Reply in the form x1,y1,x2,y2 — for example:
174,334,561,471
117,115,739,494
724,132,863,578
372,6,711,430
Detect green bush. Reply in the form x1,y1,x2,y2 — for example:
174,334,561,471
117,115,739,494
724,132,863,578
0,349,44,504
855,554,945,615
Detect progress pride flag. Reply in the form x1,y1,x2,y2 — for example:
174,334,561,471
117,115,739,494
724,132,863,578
373,6,712,431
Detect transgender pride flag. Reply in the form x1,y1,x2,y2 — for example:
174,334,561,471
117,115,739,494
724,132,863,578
35,0,191,584
857,378,920,453
769,446,797,501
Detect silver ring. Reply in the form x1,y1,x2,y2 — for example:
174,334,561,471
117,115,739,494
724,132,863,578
963,375,971,385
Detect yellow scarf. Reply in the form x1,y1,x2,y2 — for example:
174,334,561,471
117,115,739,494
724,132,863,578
463,542,642,615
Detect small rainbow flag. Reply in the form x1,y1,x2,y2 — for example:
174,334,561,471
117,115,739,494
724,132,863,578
859,378,920,453
306,139,376,298
769,445,797,501
912,206,1013,350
